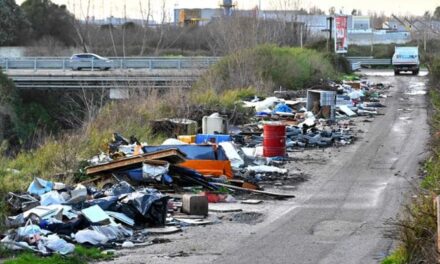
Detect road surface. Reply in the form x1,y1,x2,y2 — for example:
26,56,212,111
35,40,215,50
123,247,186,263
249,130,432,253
216,70,429,264
100,69,429,264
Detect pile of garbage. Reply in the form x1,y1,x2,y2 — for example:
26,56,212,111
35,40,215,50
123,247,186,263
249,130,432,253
1,77,385,257
236,78,388,149
2,133,294,256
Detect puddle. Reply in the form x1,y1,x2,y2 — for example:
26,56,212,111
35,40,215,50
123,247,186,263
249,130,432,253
405,90,426,95
405,81,426,95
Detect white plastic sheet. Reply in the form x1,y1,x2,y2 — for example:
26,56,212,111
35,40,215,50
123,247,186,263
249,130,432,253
219,142,244,169
75,230,109,245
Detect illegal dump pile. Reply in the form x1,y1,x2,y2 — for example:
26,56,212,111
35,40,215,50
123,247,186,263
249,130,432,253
1,77,388,258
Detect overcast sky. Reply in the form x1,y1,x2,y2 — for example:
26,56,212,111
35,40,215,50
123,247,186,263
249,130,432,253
15,0,440,20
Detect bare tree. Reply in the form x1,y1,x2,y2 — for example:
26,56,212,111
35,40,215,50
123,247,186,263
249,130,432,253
139,0,152,56
154,0,168,56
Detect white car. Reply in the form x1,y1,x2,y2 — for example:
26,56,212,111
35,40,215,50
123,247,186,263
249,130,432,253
70,53,113,71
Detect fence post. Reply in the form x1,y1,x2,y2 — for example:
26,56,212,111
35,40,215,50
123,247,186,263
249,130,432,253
34,58,37,72
437,195,440,253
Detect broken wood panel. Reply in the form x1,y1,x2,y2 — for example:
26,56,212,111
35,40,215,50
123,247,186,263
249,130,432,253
86,149,186,175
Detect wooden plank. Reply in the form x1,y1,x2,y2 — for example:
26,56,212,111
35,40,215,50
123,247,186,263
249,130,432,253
212,182,295,198
86,149,186,175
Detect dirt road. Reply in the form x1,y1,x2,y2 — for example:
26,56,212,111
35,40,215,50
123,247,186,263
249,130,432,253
101,70,429,264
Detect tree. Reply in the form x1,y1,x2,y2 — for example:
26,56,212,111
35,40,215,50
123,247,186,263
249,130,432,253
0,0,29,45
434,6,440,20
21,0,77,45
309,6,325,15
329,7,336,15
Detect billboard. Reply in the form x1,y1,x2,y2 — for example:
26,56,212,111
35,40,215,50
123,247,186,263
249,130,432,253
335,16,348,53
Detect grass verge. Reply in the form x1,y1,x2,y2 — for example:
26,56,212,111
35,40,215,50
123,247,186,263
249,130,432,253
3,245,113,264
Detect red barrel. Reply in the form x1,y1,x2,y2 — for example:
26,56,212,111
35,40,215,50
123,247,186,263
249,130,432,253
263,124,286,157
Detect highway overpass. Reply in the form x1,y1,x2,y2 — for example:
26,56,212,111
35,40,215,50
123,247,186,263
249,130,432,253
0,57,217,93
7,70,205,90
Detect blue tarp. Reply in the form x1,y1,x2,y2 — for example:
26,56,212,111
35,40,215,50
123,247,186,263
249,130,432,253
142,145,228,160
273,102,293,113
27,177,54,196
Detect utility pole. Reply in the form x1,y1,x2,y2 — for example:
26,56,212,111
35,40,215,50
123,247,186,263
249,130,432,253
327,17,334,52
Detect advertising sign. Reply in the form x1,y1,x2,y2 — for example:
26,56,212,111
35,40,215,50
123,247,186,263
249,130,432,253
335,16,348,53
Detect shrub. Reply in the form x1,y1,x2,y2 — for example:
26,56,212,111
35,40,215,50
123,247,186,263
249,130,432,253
197,45,337,92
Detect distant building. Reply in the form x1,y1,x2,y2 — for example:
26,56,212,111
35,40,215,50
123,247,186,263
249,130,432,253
349,16,371,31
80,16,158,27
383,19,408,31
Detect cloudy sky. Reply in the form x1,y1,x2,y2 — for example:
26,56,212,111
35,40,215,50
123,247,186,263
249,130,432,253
15,0,439,20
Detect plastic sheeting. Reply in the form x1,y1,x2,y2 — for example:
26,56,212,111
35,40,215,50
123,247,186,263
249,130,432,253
44,235,75,255
104,181,135,197
120,190,169,226
142,163,169,181
273,102,293,113
40,191,65,206
83,196,118,211
75,230,108,245
219,142,245,169
27,178,53,196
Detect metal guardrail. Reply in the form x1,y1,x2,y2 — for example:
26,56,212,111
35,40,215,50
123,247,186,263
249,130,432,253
0,57,221,71
347,57,392,66
350,62,361,71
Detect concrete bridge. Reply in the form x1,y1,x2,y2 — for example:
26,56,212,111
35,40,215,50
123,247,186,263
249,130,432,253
1,57,218,93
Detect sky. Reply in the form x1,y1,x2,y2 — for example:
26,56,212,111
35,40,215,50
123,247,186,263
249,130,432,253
15,0,440,20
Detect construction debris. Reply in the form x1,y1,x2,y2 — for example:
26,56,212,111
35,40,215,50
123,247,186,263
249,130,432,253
2,76,387,258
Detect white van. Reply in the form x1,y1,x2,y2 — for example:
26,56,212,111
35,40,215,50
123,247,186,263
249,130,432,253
392,46,420,75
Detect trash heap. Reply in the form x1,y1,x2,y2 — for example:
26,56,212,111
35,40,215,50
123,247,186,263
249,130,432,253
237,79,389,150
2,78,386,257
2,133,294,256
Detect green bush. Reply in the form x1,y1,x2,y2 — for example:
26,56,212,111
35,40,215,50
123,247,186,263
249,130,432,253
197,45,337,92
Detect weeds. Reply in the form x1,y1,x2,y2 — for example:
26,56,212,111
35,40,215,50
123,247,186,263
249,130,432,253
384,60,440,263
3,245,113,264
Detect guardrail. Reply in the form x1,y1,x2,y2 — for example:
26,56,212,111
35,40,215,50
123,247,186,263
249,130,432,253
347,57,392,66
350,62,361,71
0,57,221,71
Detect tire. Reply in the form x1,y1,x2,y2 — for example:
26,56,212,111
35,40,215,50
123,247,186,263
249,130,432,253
394,70,399,75
413,70,419,75
77,67,82,71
